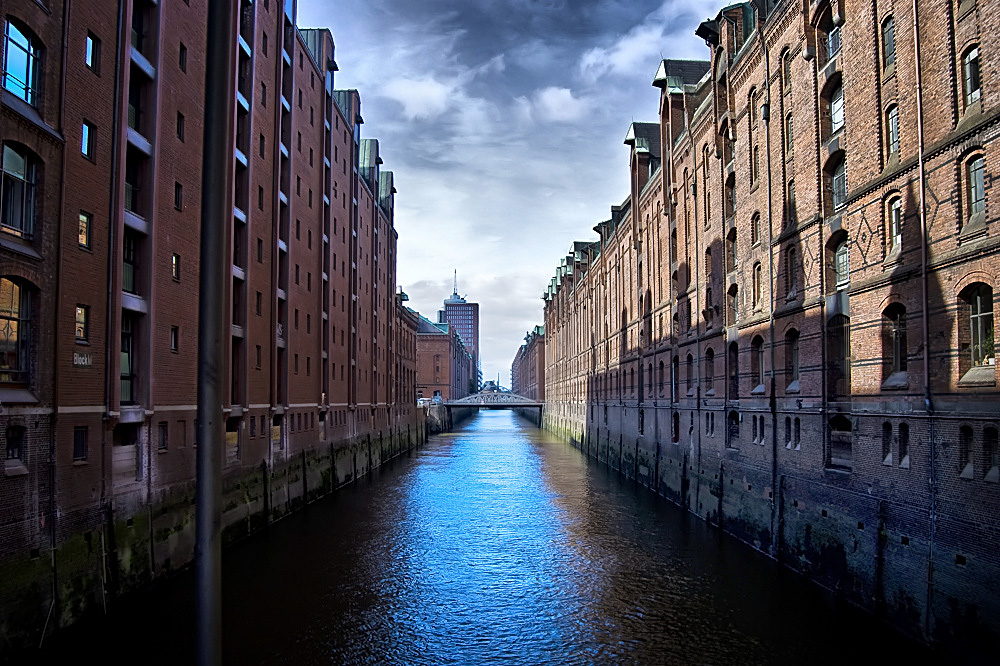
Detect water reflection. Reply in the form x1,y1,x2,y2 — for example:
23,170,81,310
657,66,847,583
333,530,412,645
26,410,929,665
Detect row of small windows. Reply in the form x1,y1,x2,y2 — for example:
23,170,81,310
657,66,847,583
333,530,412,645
587,283,993,399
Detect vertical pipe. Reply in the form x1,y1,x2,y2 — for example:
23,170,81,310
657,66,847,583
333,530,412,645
197,0,235,664
911,0,936,639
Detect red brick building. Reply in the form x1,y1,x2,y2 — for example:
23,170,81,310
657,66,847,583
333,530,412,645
0,0,420,649
511,325,545,402
415,314,473,402
541,0,1000,647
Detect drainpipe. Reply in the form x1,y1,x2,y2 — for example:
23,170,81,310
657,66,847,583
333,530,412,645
758,12,781,560
911,0,936,640
103,0,126,520
41,0,74,646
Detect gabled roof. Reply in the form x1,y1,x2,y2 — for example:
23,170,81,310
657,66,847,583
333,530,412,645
652,59,711,90
624,121,661,161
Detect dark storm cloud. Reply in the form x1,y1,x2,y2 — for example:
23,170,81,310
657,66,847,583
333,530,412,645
297,0,719,382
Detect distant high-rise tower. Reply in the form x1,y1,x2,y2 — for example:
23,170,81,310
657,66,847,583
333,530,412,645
438,271,480,385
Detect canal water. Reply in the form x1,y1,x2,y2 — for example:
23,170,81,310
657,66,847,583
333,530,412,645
27,410,930,664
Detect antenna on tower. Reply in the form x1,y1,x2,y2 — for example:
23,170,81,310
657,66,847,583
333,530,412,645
453,269,458,295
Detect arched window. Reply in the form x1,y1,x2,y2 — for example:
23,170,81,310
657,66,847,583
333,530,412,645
751,335,765,389
726,228,737,273
899,422,910,468
728,410,740,445
647,363,653,397
828,415,853,469
785,246,797,297
782,50,792,91
752,262,762,308
785,329,800,388
705,347,715,391
831,157,847,208
727,285,738,327
705,247,713,278
658,360,665,396
671,355,679,403
967,154,985,223
960,283,994,372
3,20,41,105
672,411,680,443
886,105,899,156
963,45,981,109
728,342,739,397
886,196,902,254
830,83,845,133
959,425,974,478
751,213,761,246
1,144,38,238
882,422,893,465
882,303,907,381
882,16,895,69
0,276,32,384
786,179,796,226
686,353,693,392
984,427,998,480
828,314,851,399
785,113,793,154
833,238,850,288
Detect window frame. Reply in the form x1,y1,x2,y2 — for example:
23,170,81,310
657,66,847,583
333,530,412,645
882,16,896,69
963,45,981,109
1,143,37,239
887,196,902,254
85,32,100,73
81,121,95,160
78,211,92,248
886,104,899,156
3,20,39,106
75,304,89,343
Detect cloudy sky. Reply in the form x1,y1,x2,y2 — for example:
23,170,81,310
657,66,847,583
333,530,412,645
298,0,718,386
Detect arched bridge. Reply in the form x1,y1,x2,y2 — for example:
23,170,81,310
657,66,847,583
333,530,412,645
444,391,544,425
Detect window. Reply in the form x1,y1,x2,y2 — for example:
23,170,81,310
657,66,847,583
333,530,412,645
259,133,265,158
2,144,37,238
785,246,797,296
75,305,89,342
250,416,256,438
786,179,796,225
3,21,39,104
830,84,845,133
985,427,998,481
752,262,762,308
81,122,95,159
86,32,100,72
751,213,761,246
828,315,851,399
751,145,759,184
174,182,183,210
705,348,715,390
882,422,893,465
686,354,693,392
882,16,895,68
832,158,847,209
833,239,850,287
256,238,262,262
78,211,92,248
967,155,985,220
6,425,24,461
255,291,261,315
179,42,187,71
828,415,853,469
172,253,180,280
785,113,793,154
883,304,907,379
255,344,261,369
751,335,765,389
879,198,900,259
963,283,994,368
785,329,800,387
177,112,185,141
262,32,268,56
827,23,841,60
158,422,168,451
170,326,179,351
963,46,981,108
960,425,974,477
886,105,899,155
899,422,910,468
261,82,266,106
73,426,88,461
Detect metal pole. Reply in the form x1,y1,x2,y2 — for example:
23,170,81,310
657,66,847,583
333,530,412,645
197,0,235,663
